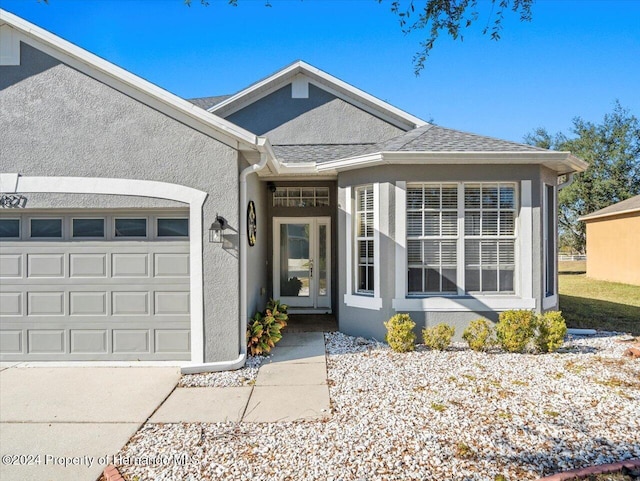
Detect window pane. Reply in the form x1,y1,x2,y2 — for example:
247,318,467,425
424,212,439,236
158,218,189,237
499,185,515,209
0,219,20,238
482,269,498,291
115,218,146,237
482,211,498,236
442,269,457,292
31,219,62,238
466,269,480,291
441,241,457,266
73,218,104,238
441,212,457,236
465,185,481,208
423,240,440,267
408,268,423,292
465,240,480,266
442,186,457,208
407,211,422,237
482,185,499,208
407,187,423,209
499,211,515,235
498,240,515,264
424,186,440,209
365,212,374,237
500,269,514,292
465,211,480,236
407,240,422,264
481,241,498,265
425,268,440,291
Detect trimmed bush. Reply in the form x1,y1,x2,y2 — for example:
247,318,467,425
422,323,455,351
535,311,567,353
496,309,537,353
463,318,495,352
247,299,288,356
384,314,416,352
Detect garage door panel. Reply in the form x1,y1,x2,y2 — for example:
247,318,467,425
70,329,108,354
0,292,22,315
27,292,65,316
0,331,22,353
112,291,149,315
70,292,107,316
0,254,22,277
155,329,190,354
27,254,65,278
154,292,190,315
70,254,107,278
154,253,189,277
113,330,149,353
28,330,66,354
112,253,149,277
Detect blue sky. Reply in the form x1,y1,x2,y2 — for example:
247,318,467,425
3,0,639,143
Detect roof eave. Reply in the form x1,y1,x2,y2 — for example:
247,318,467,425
579,207,640,222
316,151,589,173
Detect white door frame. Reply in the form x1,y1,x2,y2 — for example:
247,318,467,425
273,216,331,313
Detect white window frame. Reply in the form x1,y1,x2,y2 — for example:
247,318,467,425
354,185,375,295
393,180,535,312
71,217,106,239
156,217,190,239
113,216,148,240
28,217,63,240
344,184,382,310
542,182,558,309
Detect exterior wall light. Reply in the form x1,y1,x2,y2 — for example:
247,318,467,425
209,215,228,243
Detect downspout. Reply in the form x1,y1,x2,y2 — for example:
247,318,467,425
182,142,270,374
558,172,575,190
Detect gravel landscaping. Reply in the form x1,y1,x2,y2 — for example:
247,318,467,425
119,332,639,481
179,355,266,387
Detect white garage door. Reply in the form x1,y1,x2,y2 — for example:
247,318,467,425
0,210,191,361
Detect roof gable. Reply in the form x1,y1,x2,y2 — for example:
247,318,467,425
580,194,640,221
209,60,427,132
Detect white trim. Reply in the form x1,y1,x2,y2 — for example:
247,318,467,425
392,296,536,312
344,186,353,297
520,180,533,301
579,206,640,222
373,182,381,299
11,174,207,365
210,60,426,130
394,182,406,300
316,151,589,175
542,294,558,310
344,294,383,310
0,24,20,65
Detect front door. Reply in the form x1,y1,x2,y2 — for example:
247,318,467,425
273,217,331,310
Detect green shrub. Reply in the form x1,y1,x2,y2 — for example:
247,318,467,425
496,310,537,353
247,299,288,356
384,314,416,352
463,318,495,352
422,323,455,351
535,311,567,353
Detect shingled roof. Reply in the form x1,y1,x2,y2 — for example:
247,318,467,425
273,144,376,164
363,124,548,155
580,194,640,221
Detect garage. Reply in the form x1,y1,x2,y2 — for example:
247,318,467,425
0,209,191,361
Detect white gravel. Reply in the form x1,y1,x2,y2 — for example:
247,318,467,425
119,332,639,481
179,355,266,387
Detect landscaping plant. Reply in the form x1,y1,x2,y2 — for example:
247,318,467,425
495,309,537,353
422,323,455,351
247,298,288,356
535,310,568,353
384,313,416,352
463,318,496,352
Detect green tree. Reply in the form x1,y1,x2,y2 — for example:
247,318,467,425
525,102,640,254
187,0,535,75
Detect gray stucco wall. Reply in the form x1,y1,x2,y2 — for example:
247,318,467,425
337,164,546,341
244,157,269,318
225,84,404,145
0,40,241,362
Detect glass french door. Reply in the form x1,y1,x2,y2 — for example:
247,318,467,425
273,217,331,309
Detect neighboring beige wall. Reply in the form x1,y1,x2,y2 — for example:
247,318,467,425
585,212,640,285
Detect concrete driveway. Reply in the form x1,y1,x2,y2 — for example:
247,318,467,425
0,364,179,481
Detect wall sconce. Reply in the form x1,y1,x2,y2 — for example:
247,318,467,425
267,181,277,193
209,215,228,243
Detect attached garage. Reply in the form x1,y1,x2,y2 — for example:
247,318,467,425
0,210,192,361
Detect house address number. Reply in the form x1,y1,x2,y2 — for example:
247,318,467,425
0,194,28,208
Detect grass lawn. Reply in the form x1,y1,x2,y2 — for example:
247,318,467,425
559,261,640,335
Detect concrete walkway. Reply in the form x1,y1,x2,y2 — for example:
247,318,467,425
151,332,331,423
0,366,180,481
